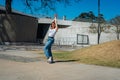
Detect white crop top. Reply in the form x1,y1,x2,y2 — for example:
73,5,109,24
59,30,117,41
48,29,57,37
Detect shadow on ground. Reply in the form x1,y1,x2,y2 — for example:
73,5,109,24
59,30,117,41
55,59,79,63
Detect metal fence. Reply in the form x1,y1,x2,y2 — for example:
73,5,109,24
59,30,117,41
54,37,76,47
54,34,89,47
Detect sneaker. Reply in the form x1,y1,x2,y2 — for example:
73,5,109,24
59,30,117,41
47,57,55,64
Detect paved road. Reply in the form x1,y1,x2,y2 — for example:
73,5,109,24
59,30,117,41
0,59,120,80
0,47,120,80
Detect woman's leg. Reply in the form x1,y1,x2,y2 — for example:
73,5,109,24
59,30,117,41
48,43,53,57
44,38,54,59
44,39,51,59
48,38,54,63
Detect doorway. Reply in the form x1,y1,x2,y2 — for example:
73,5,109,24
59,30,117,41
36,24,50,44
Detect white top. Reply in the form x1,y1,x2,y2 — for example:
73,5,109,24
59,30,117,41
48,29,57,37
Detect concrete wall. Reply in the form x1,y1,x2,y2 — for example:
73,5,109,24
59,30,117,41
38,18,119,46
54,21,119,46
0,14,38,44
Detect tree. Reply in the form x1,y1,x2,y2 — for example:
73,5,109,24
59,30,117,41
5,0,12,14
5,0,81,15
73,11,104,23
109,16,120,40
73,11,95,22
88,11,96,22
96,14,105,23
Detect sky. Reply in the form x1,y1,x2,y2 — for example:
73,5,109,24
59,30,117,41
0,0,120,21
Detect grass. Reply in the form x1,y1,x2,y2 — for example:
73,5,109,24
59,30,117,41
52,40,120,68
53,51,73,61
34,40,120,68
53,51,79,63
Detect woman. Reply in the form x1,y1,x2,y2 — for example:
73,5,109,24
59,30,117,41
44,17,58,63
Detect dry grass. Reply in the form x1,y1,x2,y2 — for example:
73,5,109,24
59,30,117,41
71,40,120,68
31,40,120,68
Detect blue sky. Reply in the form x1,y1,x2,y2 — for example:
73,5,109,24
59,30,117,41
0,0,120,20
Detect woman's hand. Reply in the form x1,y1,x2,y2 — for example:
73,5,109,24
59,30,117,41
54,16,58,31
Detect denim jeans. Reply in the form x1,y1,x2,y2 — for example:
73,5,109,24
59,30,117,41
44,37,54,59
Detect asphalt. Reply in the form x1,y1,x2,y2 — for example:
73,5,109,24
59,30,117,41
0,45,120,80
0,50,43,62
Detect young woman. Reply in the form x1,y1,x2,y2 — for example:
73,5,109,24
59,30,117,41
44,17,58,63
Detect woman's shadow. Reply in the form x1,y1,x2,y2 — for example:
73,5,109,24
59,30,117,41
55,59,78,63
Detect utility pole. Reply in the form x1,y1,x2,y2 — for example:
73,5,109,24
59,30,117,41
98,0,101,44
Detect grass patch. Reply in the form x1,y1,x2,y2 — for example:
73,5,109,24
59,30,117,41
53,50,120,68
34,40,120,68
52,51,79,62
76,56,120,68
52,40,120,68
71,40,120,68
53,51,120,68
53,51,74,61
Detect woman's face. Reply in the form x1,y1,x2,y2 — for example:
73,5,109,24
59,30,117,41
51,22,55,29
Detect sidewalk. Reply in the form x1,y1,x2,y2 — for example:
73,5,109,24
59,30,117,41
0,59,120,80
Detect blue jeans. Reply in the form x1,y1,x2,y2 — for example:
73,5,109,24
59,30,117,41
44,37,54,58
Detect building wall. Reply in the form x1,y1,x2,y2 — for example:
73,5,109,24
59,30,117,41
38,18,119,46
0,14,38,44
54,21,119,46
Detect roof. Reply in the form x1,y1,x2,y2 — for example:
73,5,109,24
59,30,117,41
0,5,36,18
38,18,71,28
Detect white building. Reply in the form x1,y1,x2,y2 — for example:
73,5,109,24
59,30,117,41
38,18,118,46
